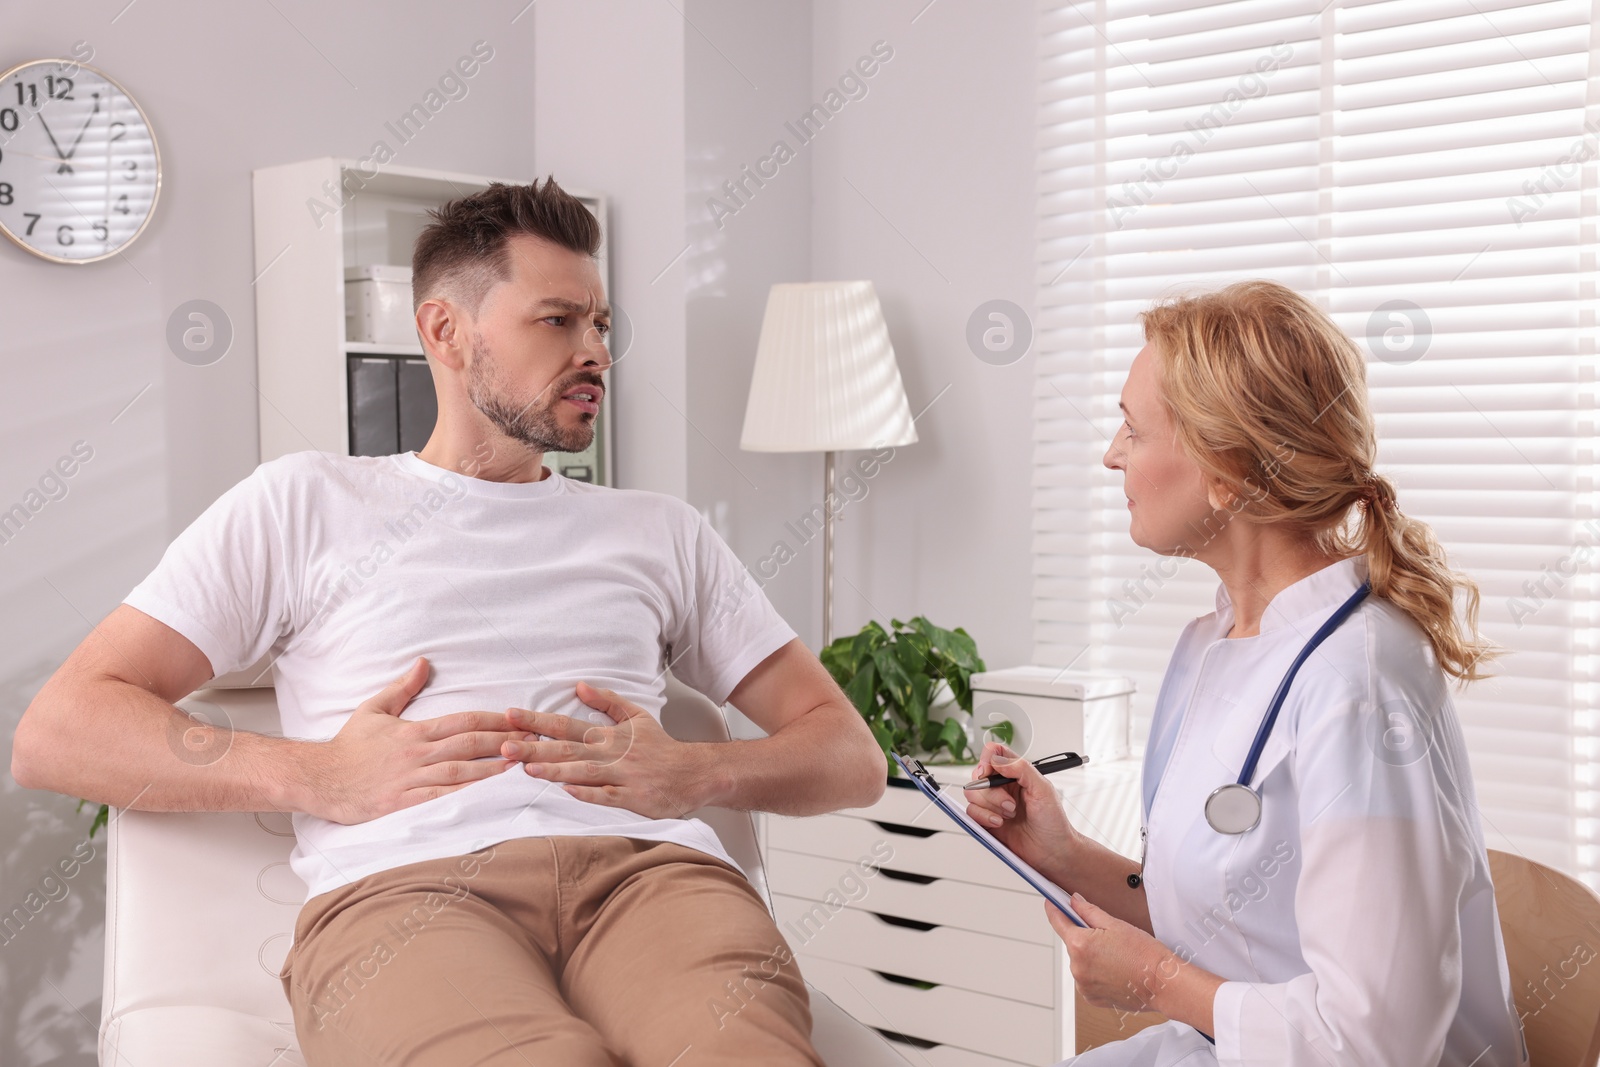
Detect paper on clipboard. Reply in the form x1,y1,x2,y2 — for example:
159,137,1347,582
890,752,1087,927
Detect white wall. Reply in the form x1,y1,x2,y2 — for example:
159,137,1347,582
676,0,1040,670
683,0,820,649
807,0,1039,668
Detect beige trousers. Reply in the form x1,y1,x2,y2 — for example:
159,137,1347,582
278,835,823,1067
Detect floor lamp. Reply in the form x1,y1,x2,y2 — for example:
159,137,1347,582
739,281,919,649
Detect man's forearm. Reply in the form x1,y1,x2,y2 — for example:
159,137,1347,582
690,702,884,817
13,676,316,814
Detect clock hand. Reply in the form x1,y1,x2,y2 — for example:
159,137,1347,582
5,147,70,165
62,94,101,160
36,112,71,162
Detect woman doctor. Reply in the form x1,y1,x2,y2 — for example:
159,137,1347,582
968,280,1527,1066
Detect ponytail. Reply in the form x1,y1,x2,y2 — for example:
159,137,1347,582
1356,473,1493,682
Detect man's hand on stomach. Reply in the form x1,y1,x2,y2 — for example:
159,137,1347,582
304,657,526,824
500,681,712,821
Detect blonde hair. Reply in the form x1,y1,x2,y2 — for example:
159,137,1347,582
1138,279,1494,683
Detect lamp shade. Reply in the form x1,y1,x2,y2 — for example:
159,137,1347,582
739,281,918,452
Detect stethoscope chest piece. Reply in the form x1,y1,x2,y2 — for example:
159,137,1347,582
1200,580,1372,837
1205,782,1262,835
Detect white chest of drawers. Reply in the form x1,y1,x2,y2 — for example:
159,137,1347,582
765,759,1144,1066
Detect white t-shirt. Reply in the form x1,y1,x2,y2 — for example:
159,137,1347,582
124,450,798,903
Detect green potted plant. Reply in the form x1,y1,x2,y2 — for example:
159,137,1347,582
821,616,1012,778
77,799,108,838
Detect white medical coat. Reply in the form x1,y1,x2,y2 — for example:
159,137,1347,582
1061,557,1527,1067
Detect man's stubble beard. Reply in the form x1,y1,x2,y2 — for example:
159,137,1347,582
466,332,596,455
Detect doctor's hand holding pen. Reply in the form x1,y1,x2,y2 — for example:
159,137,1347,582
966,740,1155,934
963,741,1079,883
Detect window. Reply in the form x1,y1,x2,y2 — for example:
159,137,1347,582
1035,0,1599,886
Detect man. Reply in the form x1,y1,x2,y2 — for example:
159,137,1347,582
12,178,886,1066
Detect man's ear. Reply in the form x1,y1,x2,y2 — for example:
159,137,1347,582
416,298,467,370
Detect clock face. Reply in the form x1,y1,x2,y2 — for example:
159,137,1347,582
0,59,160,264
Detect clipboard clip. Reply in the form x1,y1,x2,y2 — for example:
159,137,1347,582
892,750,934,786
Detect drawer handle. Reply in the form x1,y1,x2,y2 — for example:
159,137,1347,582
871,912,939,932
870,819,938,839
873,1027,941,1050
871,969,940,990
878,868,938,885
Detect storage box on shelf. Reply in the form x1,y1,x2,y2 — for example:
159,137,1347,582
970,666,1133,763
344,264,416,345
764,669,1142,1066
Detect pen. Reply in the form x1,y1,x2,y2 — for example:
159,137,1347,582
962,751,1090,789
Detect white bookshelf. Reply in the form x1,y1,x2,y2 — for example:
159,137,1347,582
342,341,424,356
250,158,613,484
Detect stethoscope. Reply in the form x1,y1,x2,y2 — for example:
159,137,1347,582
1202,580,1372,835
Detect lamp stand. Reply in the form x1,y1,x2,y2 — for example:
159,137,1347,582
822,449,836,649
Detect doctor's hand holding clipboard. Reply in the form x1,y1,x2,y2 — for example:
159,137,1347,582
962,741,1225,1037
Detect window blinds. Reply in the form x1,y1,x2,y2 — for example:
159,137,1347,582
1035,0,1599,887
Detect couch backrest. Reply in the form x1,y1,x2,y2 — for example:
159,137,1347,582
102,685,304,1050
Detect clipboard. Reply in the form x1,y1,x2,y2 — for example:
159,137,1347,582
891,752,1086,927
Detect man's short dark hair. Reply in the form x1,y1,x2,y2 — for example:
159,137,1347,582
412,177,601,313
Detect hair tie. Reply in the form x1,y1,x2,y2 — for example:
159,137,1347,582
1360,471,1397,513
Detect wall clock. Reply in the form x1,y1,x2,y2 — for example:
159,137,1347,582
0,58,161,264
